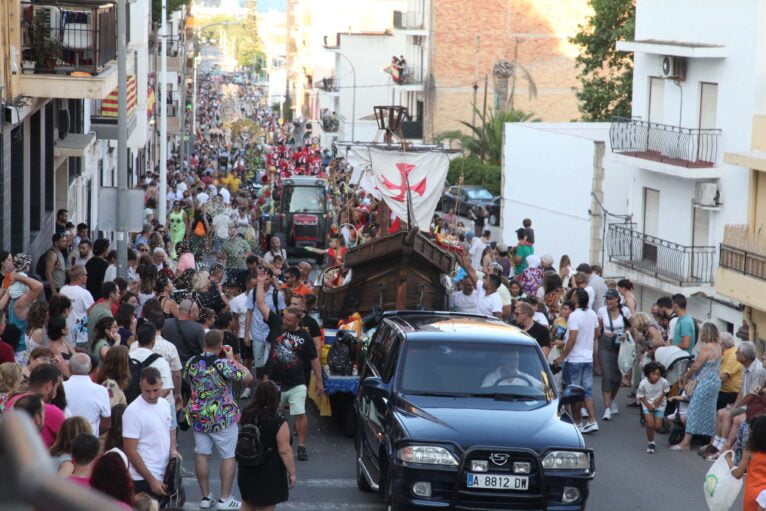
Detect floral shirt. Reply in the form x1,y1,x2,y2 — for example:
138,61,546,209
520,266,544,297
183,354,245,433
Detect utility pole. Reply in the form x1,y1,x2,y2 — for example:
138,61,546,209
472,35,480,129
158,0,168,223
116,0,128,278
480,74,488,163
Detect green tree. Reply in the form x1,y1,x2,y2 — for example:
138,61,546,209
570,0,636,121
152,0,190,28
437,108,540,165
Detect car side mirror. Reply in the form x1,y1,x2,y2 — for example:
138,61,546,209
361,376,390,399
559,384,586,406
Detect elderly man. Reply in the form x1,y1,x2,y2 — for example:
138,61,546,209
718,333,743,409
450,277,478,314
63,353,111,435
297,261,313,286
700,341,764,460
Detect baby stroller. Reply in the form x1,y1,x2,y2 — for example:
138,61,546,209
638,346,694,443
657,346,695,444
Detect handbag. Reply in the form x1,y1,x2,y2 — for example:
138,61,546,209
684,378,698,398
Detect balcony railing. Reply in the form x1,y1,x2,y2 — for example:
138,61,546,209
393,10,425,30
158,35,184,57
21,0,117,75
720,245,766,281
610,117,721,168
607,223,716,285
318,77,338,92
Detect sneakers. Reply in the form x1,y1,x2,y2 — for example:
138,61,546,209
216,497,242,510
297,445,308,461
609,400,619,415
200,494,214,510
602,408,612,421
581,422,599,434
580,407,589,418
240,387,252,399
646,442,656,454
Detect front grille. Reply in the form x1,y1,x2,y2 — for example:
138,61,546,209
293,223,318,241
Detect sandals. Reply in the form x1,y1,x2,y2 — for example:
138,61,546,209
669,444,690,451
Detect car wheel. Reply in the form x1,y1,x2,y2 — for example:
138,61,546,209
356,439,372,492
489,212,499,226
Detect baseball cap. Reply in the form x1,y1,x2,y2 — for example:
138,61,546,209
605,289,621,300
576,263,592,273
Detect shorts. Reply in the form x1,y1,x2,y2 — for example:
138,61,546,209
642,407,665,418
279,385,307,416
193,423,239,458
562,362,593,398
253,341,269,368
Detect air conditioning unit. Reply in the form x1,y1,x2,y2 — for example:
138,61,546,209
695,182,720,207
32,6,62,41
661,56,686,80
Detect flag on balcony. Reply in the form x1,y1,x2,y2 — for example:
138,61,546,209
147,88,156,116
100,76,137,117
367,148,451,230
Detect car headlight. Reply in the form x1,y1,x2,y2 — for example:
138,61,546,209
542,451,590,470
397,445,459,466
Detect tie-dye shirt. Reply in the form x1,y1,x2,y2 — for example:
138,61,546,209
183,354,245,433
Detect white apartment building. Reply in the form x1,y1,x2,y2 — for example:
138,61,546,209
502,0,766,333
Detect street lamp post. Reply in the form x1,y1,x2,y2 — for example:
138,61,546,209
158,0,168,222
336,52,356,142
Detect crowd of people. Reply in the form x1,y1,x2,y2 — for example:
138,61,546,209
448,216,766,491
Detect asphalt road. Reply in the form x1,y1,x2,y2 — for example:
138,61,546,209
177,385,742,510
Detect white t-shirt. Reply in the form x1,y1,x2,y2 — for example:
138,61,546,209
584,286,595,309
477,286,503,317
229,292,249,338
565,308,599,363
597,306,632,336
496,284,512,307
129,347,174,391
450,290,479,314
63,375,111,435
122,396,172,480
218,187,231,204
637,376,670,410
196,192,210,205
263,249,287,265
469,238,486,269
59,284,94,347
212,213,232,239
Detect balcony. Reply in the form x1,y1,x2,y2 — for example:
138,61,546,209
716,225,766,309
319,110,338,133
390,62,424,92
609,117,723,179
401,119,423,140
90,75,137,139
392,10,427,35
606,223,716,286
317,77,339,96
18,0,119,99
158,35,184,72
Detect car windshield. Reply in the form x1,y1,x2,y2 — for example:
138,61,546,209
465,188,493,200
399,342,551,400
286,186,326,213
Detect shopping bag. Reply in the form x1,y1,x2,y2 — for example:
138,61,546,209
704,450,743,511
547,345,561,366
618,333,636,375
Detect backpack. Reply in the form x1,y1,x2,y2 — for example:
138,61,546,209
159,455,186,509
327,339,353,375
235,417,270,467
35,248,56,279
125,353,162,403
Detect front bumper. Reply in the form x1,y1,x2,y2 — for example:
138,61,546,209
390,445,593,511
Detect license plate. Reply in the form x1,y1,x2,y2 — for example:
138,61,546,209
466,473,529,490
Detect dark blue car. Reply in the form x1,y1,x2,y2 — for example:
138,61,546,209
355,311,595,510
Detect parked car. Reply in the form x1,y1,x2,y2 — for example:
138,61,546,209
438,185,495,218
487,196,501,226
355,311,594,510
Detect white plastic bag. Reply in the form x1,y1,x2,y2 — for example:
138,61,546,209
547,345,561,366
617,333,636,375
704,450,743,511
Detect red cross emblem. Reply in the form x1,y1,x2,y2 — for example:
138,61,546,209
381,163,427,202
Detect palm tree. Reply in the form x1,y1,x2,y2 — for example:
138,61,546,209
437,108,540,165
493,39,538,113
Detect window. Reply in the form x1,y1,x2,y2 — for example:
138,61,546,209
399,342,549,399
465,188,493,200
10,125,25,253
286,186,325,213
30,110,42,232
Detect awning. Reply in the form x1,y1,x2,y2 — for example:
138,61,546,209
616,39,727,58
54,132,96,158
724,149,766,172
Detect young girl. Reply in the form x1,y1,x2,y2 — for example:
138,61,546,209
637,361,670,454
728,415,766,511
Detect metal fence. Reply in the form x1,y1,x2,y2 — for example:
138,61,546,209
607,223,716,285
21,0,117,74
609,117,721,167
0,411,123,510
720,244,766,281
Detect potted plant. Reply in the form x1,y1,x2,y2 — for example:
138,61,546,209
29,14,61,73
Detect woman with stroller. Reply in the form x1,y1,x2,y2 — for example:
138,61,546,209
670,322,722,451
